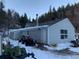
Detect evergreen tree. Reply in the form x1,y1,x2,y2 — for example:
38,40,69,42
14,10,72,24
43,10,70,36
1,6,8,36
66,3,71,10
53,7,58,19
19,13,28,28
0,1,8,28
0,1,4,11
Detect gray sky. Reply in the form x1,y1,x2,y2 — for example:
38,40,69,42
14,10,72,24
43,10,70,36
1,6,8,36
4,0,79,19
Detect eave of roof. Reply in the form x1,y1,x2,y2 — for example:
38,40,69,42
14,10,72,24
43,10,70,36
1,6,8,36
9,25,49,32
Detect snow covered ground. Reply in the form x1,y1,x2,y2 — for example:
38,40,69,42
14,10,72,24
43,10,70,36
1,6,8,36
2,37,79,59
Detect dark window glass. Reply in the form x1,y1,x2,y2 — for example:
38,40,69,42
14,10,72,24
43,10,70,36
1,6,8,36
61,30,67,34
61,30,64,34
61,35,64,39
61,35,68,39
64,30,67,34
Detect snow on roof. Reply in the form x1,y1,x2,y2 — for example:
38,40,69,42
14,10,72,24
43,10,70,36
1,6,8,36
9,25,48,32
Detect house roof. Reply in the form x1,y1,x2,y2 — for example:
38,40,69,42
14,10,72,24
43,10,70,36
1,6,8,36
39,18,64,26
9,25,48,32
28,18,67,27
9,18,74,33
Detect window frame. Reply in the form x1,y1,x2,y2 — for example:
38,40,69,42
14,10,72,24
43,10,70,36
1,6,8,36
60,30,68,39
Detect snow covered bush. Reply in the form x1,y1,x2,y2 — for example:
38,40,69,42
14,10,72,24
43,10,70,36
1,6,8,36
51,43,57,47
35,40,44,48
71,39,79,47
3,44,12,56
3,46,27,59
19,35,35,46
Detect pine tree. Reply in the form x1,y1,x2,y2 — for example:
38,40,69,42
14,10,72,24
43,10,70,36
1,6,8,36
19,13,29,28
0,1,4,11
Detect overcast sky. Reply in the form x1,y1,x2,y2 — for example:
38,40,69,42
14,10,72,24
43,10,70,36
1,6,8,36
4,0,79,19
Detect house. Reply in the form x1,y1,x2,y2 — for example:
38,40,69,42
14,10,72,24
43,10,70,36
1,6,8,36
9,25,48,44
47,18,75,45
9,18,76,45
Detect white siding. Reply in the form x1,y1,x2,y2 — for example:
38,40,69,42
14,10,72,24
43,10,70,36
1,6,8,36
48,18,75,45
41,29,47,44
30,29,47,43
9,25,48,41
30,30,41,41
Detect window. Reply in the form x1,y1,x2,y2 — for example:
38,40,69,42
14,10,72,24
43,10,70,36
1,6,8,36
61,30,67,34
60,30,68,39
27,31,30,35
